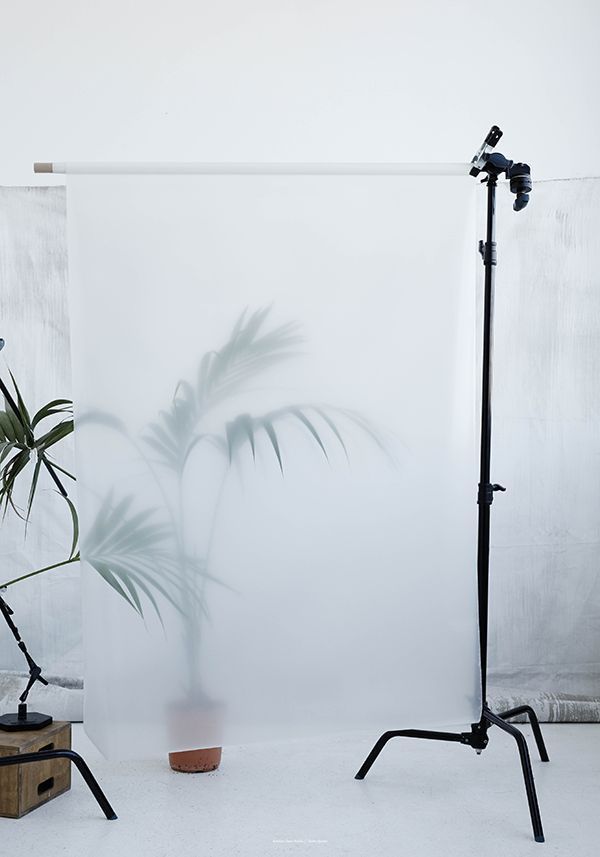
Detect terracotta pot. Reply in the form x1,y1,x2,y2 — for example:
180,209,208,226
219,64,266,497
167,698,224,773
169,745,222,773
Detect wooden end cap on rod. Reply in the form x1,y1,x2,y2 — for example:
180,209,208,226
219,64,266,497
33,163,53,174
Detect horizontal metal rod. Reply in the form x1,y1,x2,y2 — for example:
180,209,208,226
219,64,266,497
34,161,472,176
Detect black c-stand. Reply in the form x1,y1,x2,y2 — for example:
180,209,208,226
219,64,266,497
354,127,549,843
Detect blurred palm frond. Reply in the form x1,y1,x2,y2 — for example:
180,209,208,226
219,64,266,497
225,404,391,473
144,306,304,471
197,306,304,410
83,492,231,620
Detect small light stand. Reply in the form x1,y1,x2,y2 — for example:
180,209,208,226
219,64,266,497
0,343,117,820
354,127,548,843
0,594,52,731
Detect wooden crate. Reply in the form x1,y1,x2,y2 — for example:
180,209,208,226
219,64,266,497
0,721,71,818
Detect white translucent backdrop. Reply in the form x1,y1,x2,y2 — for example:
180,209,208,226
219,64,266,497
67,173,481,759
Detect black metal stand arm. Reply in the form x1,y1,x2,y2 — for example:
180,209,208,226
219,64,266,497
0,593,51,728
354,128,547,843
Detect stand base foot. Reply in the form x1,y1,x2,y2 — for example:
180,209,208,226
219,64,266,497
483,708,545,843
0,711,53,731
356,705,548,843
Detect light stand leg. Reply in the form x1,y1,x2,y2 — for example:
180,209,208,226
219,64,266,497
484,709,545,842
498,705,549,762
355,729,466,780
0,749,117,820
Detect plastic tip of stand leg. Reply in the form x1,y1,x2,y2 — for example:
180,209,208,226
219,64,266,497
535,835,545,843
108,812,118,821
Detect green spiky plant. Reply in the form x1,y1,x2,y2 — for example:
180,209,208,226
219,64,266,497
0,372,79,581
1,308,385,697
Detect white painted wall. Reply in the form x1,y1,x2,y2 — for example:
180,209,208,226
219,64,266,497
1,1,598,185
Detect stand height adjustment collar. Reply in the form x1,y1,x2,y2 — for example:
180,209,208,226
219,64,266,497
477,482,506,505
479,239,497,266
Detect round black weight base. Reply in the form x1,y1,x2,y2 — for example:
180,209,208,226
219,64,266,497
0,711,53,731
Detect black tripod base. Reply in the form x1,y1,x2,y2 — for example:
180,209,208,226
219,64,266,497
355,705,549,843
0,711,53,731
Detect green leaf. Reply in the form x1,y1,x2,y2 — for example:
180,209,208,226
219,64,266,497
197,306,304,412
261,419,283,473
5,406,27,443
113,566,145,618
87,559,142,616
74,410,126,434
289,408,329,460
196,351,214,403
116,565,179,620
35,419,74,450
63,494,79,559
81,492,194,623
336,407,394,464
0,411,17,443
173,380,196,410
145,421,179,453
0,441,16,465
83,493,132,552
226,414,256,463
32,399,72,428
25,455,42,523
7,370,33,441
0,448,31,518
224,404,356,473
312,407,349,460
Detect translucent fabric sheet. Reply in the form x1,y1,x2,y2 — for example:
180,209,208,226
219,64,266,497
67,173,481,758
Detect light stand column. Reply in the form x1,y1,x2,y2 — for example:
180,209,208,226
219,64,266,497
477,172,505,708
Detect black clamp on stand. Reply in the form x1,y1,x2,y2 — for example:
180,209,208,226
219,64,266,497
354,127,548,843
0,351,117,820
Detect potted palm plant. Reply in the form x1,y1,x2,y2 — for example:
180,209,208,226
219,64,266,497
1,307,385,772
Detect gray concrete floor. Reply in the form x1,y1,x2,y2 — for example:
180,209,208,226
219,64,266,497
1,723,598,856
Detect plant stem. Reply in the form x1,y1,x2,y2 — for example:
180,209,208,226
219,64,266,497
196,462,230,633
0,555,80,589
